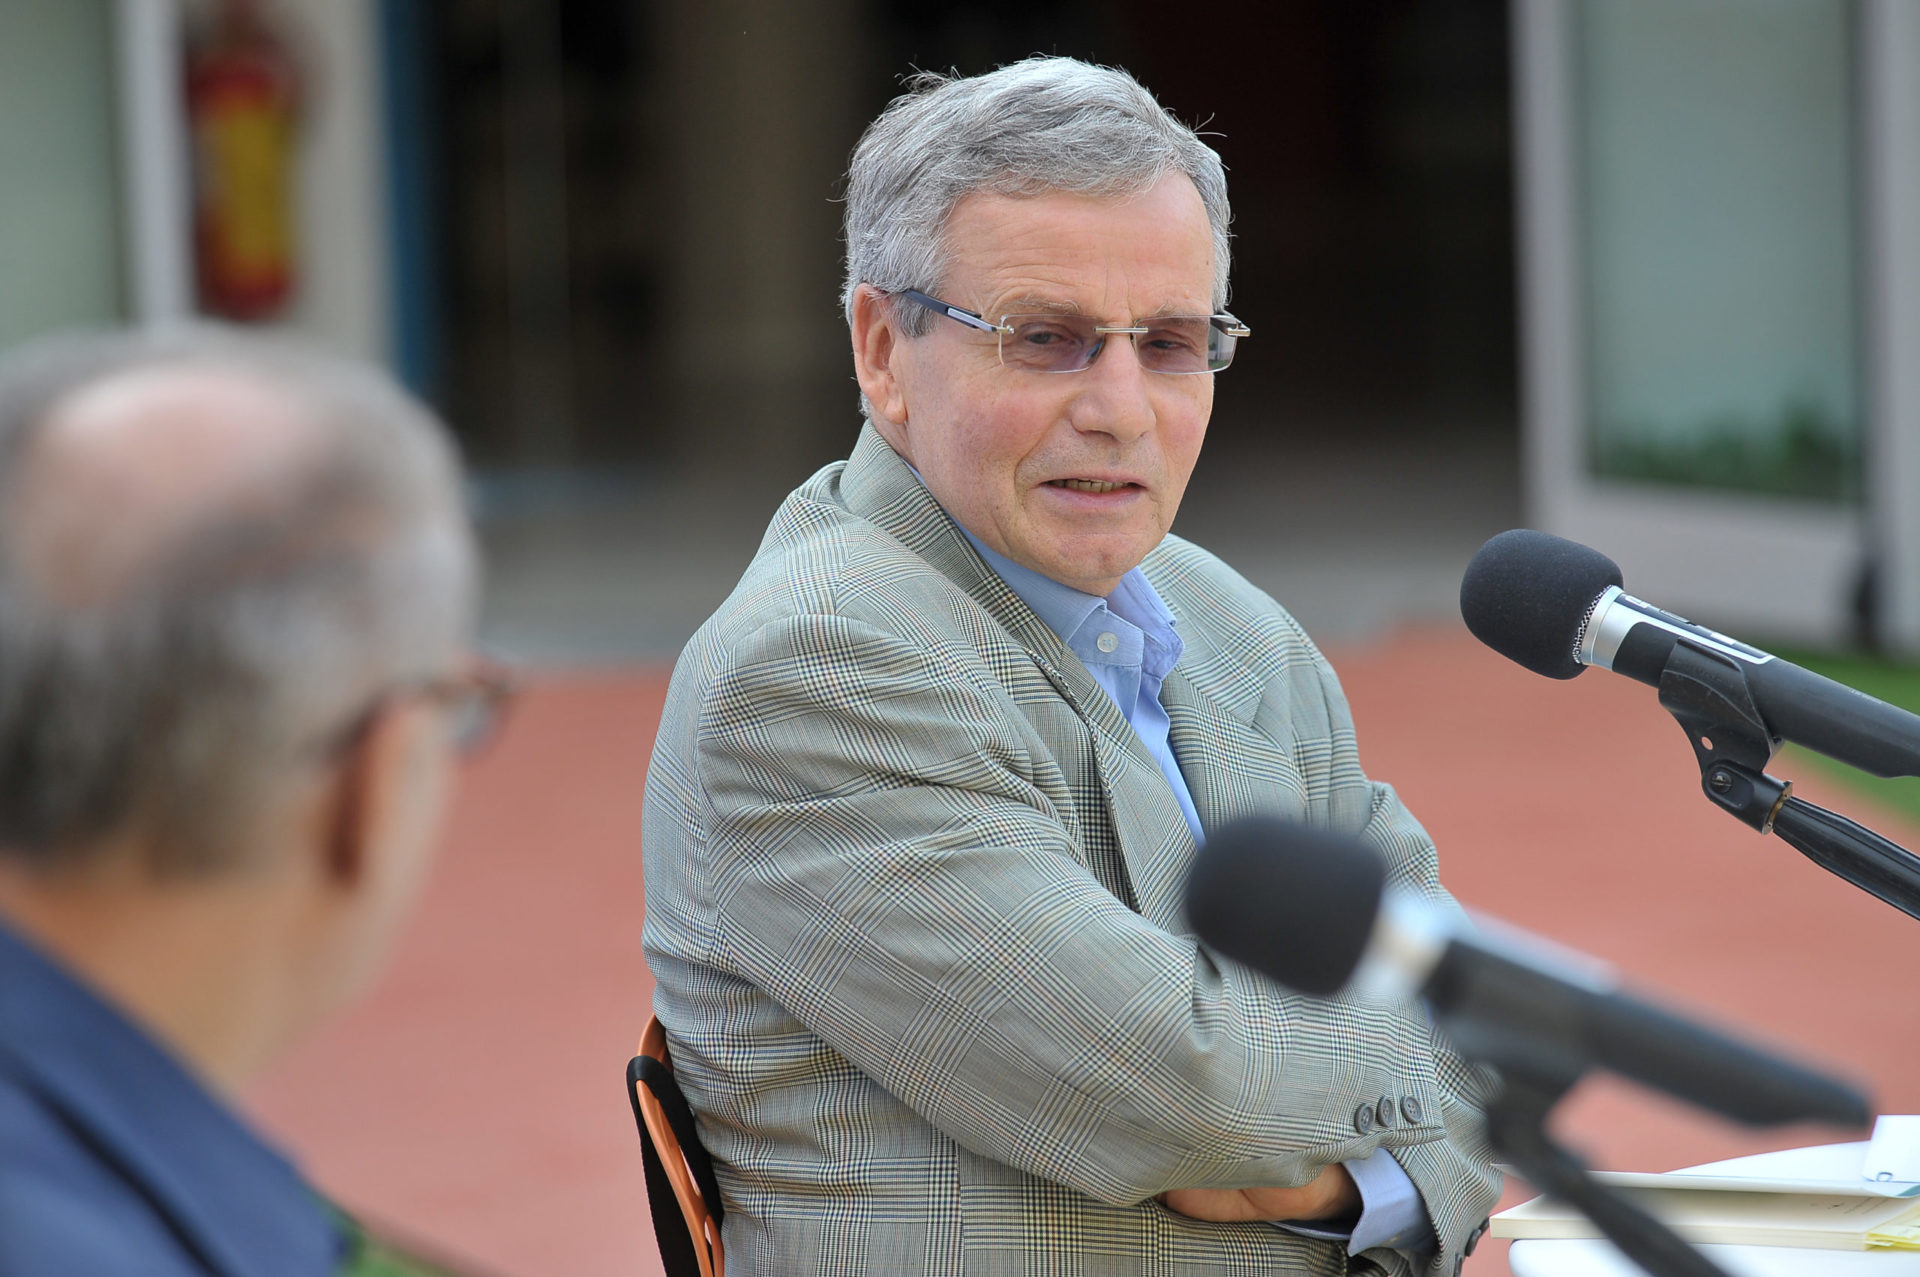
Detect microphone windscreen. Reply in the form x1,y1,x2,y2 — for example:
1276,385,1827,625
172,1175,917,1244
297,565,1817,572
1459,528,1623,680
1184,817,1385,997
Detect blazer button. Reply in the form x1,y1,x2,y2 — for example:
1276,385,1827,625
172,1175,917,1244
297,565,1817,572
1375,1096,1396,1127
1353,1103,1376,1135
1401,1095,1425,1124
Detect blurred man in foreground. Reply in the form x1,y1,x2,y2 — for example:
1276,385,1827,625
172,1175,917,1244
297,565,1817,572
645,57,1498,1275
0,329,499,1275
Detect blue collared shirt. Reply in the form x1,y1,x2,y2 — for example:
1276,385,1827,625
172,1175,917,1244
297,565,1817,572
957,527,1432,1259
960,531,1204,843
0,918,344,1276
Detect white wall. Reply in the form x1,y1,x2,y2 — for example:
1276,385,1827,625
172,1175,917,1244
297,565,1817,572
268,0,392,365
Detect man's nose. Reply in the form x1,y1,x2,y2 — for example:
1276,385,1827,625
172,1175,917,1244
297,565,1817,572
1066,334,1156,443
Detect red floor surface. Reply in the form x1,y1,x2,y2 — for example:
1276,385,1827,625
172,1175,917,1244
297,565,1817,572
245,629,1920,1276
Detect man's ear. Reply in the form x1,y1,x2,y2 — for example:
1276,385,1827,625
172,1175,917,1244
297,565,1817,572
307,695,455,1018
320,702,419,892
850,284,911,430
322,722,376,892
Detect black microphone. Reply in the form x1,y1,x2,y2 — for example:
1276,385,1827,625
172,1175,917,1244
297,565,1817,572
1460,528,1920,779
1185,816,1870,1129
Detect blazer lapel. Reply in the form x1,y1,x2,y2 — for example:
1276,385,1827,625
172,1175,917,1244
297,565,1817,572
1159,623,1312,838
838,426,1200,924
838,428,1128,740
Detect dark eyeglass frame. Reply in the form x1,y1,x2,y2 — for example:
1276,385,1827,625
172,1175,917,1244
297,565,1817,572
896,288,1251,375
313,657,519,763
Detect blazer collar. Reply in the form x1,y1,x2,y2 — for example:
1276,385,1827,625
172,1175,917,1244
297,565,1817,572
840,426,1214,927
839,426,1148,754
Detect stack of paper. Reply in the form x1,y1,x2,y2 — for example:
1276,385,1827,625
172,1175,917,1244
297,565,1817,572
1493,1137,1920,1252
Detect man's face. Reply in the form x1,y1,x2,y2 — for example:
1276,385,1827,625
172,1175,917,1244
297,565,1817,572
871,173,1217,597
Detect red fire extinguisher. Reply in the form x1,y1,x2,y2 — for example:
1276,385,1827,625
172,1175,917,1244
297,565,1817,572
186,0,302,321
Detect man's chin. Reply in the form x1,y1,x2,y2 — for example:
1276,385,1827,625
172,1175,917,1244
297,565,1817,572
1021,540,1161,596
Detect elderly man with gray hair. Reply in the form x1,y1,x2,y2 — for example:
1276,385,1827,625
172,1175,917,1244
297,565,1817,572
643,57,1499,1275
0,328,501,1275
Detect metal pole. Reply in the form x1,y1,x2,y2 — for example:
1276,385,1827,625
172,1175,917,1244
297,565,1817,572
115,0,193,326
1509,0,1582,536
1862,0,1920,653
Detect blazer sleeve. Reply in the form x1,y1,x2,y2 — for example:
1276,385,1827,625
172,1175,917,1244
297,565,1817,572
1306,646,1503,1277
693,608,1480,1226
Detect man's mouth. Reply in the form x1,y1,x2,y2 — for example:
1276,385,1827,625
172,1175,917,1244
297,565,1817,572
1049,478,1135,494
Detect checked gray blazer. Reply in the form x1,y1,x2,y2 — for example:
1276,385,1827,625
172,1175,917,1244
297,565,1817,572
642,426,1500,1276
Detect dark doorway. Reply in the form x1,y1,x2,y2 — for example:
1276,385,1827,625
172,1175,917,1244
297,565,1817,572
417,0,1516,474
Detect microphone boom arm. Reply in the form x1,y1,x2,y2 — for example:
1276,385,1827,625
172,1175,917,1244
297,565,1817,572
1657,641,1920,921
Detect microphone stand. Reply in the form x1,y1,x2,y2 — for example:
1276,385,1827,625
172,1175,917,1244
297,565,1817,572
1657,642,1920,921
1443,1016,1734,1277
1432,635,1894,1276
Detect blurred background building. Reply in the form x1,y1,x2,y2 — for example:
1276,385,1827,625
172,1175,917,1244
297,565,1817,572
4,0,1917,658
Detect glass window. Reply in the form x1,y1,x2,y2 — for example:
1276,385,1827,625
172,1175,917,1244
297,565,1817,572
0,0,127,351
1577,0,1860,502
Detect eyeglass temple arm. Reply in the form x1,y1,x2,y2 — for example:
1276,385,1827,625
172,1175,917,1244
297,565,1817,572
897,289,1008,334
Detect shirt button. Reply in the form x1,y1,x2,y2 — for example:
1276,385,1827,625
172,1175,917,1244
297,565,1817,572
1353,1104,1375,1135
1096,631,1119,654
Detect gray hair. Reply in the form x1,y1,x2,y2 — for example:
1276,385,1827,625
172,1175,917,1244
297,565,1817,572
842,57,1233,358
0,326,478,878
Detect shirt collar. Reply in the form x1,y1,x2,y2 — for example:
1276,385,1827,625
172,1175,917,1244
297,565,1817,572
950,517,1183,680
1103,563,1183,678
0,918,343,1276
959,527,1109,645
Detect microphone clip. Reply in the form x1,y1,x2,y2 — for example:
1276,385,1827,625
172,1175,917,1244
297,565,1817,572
1656,640,1779,781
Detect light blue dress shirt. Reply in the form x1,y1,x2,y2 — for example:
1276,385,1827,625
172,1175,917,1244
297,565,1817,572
957,526,1432,1259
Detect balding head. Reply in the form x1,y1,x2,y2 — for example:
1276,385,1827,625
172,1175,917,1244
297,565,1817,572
13,365,329,610
0,327,478,876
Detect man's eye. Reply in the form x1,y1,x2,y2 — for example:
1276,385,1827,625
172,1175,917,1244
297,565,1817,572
1144,324,1203,352
1015,324,1080,347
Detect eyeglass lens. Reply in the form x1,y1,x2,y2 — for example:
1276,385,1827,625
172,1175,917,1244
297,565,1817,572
446,693,496,754
435,669,514,757
998,315,1238,374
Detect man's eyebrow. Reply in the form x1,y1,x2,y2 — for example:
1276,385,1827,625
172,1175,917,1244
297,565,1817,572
995,296,1081,315
993,296,1214,318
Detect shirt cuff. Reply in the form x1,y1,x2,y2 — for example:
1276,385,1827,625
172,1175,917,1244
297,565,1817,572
1271,1149,1433,1256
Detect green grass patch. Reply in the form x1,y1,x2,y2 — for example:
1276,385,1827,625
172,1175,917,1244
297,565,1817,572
1590,401,1860,503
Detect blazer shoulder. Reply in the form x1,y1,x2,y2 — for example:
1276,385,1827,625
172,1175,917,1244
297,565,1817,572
687,479,1003,675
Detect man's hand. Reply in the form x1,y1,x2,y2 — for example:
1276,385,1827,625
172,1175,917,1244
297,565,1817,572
1158,1163,1360,1224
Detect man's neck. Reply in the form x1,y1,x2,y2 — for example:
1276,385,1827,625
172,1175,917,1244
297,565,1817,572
0,856,308,1095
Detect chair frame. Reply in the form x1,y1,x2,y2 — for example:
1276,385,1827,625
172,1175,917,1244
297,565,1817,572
628,1014,725,1277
